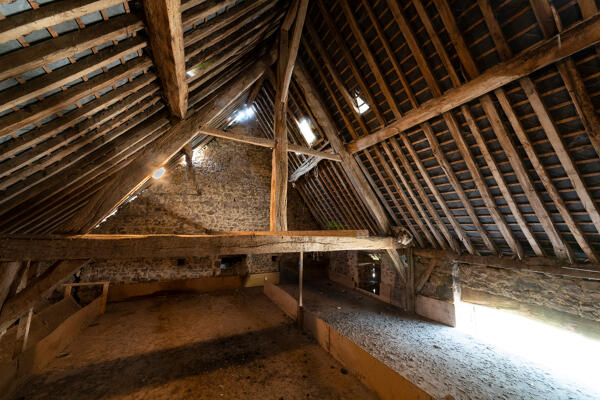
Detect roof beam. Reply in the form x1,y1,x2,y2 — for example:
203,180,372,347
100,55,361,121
0,232,401,261
143,0,188,118
0,13,143,82
0,0,124,43
346,13,600,154
59,54,274,234
0,56,152,139
270,0,308,231
293,60,406,280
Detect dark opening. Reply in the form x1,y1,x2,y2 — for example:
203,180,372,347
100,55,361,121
357,252,381,295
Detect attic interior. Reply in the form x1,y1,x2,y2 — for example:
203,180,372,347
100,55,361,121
1,0,600,398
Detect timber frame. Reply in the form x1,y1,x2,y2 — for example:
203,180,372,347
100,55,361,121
1,0,600,329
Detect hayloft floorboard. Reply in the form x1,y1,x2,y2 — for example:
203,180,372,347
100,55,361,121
12,288,376,400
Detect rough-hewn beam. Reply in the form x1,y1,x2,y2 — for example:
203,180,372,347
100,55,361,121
0,0,124,43
60,55,274,234
0,260,89,332
197,127,341,161
270,0,308,231
413,249,600,281
143,0,188,118
0,57,152,139
293,61,405,280
346,13,600,154
0,13,143,82
0,232,401,261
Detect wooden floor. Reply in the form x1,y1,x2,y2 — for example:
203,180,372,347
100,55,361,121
12,288,376,400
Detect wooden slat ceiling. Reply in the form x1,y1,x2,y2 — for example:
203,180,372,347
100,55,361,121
1,0,600,267
250,0,600,265
0,0,287,235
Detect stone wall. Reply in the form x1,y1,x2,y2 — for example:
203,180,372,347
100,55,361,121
79,134,318,284
416,254,600,325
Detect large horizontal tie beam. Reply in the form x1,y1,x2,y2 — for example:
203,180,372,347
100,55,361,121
0,232,402,261
346,13,600,154
197,127,341,161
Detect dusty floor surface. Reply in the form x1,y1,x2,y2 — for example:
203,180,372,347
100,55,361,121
12,288,377,400
280,280,599,400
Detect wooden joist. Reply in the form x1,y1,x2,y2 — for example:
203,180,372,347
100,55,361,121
0,13,143,82
270,0,308,232
59,54,274,234
413,249,600,281
0,0,124,44
346,13,600,154
0,232,401,261
0,56,153,139
143,0,188,118
197,127,341,161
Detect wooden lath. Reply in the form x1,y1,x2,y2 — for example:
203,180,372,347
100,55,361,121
289,0,600,263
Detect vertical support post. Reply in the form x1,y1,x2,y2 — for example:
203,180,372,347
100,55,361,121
100,282,109,314
297,250,304,329
12,308,33,359
406,247,415,312
63,284,72,298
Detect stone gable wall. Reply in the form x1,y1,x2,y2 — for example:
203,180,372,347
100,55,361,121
80,135,318,284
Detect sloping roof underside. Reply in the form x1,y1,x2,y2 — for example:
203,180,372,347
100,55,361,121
0,0,284,235
1,0,600,266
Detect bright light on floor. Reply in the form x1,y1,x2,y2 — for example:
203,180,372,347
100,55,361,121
455,301,600,395
152,167,166,179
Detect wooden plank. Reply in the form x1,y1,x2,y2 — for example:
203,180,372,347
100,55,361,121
0,233,401,261
12,308,33,359
0,260,89,332
423,120,498,254
143,0,187,118
430,0,546,257
0,0,124,43
0,13,143,82
293,61,405,278
400,133,475,254
413,248,600,281
0,74,158,161
0,89,160,180
389,138,455,251
270,0,308,231
0,57,152,139
59,55,274,234
461,104,544,257
346,13,600,154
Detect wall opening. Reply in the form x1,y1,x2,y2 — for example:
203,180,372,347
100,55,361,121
455,299,600,396
357,252,381,295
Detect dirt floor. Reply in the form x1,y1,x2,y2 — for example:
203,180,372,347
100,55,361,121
12,288,377,400
279,279,599,400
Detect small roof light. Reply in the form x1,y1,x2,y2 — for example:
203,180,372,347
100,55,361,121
152,167,166,179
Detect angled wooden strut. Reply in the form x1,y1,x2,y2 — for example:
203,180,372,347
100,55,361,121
293,60,406,281
270,0,309,231
143,0,188,118
346,13,600,154
0,55,276,332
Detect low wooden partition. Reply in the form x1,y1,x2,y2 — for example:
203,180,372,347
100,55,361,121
0,295,104,397
263,282,434,400
108,273,279,302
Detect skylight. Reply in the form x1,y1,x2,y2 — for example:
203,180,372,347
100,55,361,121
354,92,370,114
227,106,254,126
297,118,317,146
